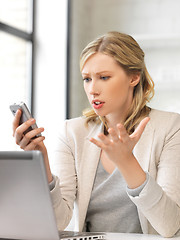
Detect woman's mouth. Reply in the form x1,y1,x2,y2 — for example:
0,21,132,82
92,100,105,109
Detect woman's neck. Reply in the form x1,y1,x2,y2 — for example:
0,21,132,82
105,112,126,130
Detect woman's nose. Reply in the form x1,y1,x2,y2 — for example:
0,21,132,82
89,81,100,96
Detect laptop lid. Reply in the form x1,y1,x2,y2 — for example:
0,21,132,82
0,150,59,240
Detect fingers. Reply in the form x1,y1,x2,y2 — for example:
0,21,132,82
116,124,129,142
23,136,45,151
14,118,36,144
90,124,129,149
18,128,45,149
90,117,150,150
89,133,110,148
12,109,46,152
98,133,111,144
89,137,104,148
108,128,119,142
13,112,45,150
131,117,150,141
108,124,129,143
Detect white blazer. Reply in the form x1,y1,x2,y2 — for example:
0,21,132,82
50,109,180,237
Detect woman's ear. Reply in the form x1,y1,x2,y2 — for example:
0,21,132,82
130,73,141,87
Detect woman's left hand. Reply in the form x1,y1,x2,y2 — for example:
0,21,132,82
90,117,150,165
89,117,150,188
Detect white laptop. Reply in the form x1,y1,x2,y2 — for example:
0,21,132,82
0,151,106,240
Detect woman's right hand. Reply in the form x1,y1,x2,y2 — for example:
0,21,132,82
12,109,45,152
12,109,53,183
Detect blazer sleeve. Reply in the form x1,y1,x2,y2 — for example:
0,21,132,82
128,112,180,238
49,120,77,231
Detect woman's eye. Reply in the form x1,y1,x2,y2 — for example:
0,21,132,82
83,77,91,82
100,76,110,80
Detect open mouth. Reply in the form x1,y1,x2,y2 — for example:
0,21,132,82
92,101,105,109
94,101,102,105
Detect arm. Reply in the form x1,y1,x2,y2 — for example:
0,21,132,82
49,120,77,230
12,109,53,182
89,115,180,237
13,110,77,230
128,113,180,237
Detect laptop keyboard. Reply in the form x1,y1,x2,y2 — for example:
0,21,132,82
59,231,106,240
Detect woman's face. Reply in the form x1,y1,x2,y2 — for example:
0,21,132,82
82,52,140,121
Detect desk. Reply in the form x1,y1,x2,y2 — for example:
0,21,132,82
106,233,180,240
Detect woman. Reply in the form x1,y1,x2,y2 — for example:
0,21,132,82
12,31,180,237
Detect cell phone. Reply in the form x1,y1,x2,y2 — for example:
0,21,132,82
9,102,41,137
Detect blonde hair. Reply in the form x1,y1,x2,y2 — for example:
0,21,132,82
80,31,154,134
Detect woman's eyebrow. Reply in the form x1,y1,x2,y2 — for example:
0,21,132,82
82,71,112,76
81,74,90,78
96,71,112,75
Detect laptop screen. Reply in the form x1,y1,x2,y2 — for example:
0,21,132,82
0,151,59,240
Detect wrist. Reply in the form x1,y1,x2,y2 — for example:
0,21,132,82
38,143,53,183
117,154,146,189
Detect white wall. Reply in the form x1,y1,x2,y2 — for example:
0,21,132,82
68,0,180,117
34,0,67,159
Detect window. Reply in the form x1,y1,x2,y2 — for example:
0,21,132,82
0,0,68,152
0,0,34,150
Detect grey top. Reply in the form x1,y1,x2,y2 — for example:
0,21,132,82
85,160,145,233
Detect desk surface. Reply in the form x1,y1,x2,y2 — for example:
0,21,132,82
106,233,180,240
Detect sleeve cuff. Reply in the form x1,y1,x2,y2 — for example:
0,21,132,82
126,172,149,197
49,174,56,191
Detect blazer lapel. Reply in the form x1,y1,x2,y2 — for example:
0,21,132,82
133,121,155,172
77,123,103,231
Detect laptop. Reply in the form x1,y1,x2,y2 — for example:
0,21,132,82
0,151,106,240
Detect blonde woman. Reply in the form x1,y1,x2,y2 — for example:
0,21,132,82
13,32,180,237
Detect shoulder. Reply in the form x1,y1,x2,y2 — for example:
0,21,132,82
149,108,180,124
64,116,86,127
64,116,96,131
60,116,101,140
149,108,180,135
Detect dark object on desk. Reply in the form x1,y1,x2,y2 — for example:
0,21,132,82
59,231,106,240
0,151,106,240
